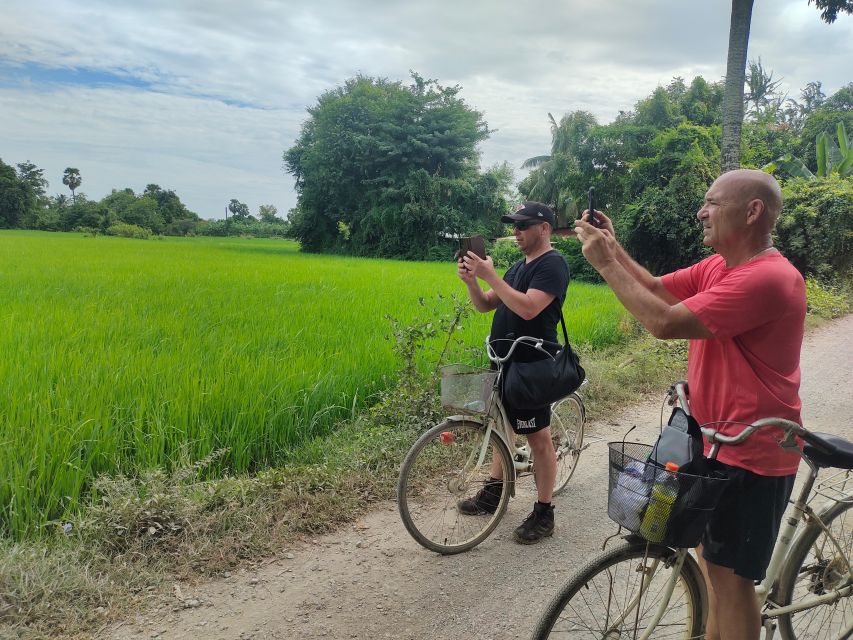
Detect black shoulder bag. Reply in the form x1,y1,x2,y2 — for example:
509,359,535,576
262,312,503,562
501,312,586,409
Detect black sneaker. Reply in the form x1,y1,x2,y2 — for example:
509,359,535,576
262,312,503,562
513,502,554,544
457,479,503,515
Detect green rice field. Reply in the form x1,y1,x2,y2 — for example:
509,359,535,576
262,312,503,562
0,231,628,538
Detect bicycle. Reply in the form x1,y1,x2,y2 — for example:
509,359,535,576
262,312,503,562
397,335,587,555
533,381,853,640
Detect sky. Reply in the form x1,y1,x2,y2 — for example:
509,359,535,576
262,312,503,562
1,1,852,220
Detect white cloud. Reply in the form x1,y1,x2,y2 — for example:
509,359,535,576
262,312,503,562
1,0,851,218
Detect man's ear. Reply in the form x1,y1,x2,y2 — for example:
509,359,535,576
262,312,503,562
745,198,766,226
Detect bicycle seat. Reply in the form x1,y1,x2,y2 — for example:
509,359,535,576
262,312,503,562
803,432,853,470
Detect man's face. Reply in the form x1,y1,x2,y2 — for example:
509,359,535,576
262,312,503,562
696,174,746,251
513,219,546,254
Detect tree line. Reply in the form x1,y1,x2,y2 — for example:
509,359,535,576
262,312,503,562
0,163,289,238
516,74,853,283
282,68,853,283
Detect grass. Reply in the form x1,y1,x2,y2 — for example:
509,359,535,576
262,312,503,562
0,231,629,539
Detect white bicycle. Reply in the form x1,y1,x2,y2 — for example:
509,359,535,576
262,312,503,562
533,381,853,639
397,336,587,554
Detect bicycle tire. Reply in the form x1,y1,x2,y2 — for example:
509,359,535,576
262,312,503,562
551,393,585,496
776,497,853,640
532,539,706,639
397,418,513,554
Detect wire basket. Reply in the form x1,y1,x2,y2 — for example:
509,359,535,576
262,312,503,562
440,364,497,415
607,442,729,548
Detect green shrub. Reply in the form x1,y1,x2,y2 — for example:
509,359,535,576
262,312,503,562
805,277,850,319
552,236,603,283
105,222,151,239
490,237,522,269
776,176,853,282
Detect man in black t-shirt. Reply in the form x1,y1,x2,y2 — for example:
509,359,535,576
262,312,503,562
457,202,570,544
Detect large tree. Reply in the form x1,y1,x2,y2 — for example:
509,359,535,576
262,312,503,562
721,0,853,171
284,73,506,258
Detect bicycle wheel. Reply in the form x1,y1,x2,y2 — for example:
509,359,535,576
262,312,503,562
551,393,585,495
397,418,513,554
533,540,706,639
776,497,853,640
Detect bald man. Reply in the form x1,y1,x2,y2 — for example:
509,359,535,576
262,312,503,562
575,170,806,640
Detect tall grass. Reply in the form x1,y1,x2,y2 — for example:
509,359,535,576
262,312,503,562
0,231,627,538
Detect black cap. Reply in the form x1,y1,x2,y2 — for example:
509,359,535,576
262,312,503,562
501,202,556,227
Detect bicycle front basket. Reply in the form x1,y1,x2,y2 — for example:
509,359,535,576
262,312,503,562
606,441,729,548
440,364,497,415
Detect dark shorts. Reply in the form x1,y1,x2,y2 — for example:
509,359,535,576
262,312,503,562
502,398,550,435
700,463,795,581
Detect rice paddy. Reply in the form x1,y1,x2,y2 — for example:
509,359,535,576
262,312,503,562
0,231,628,538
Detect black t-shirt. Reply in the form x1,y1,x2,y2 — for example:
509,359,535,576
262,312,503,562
490,250,570,362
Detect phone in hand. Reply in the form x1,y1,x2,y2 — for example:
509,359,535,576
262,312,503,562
456,235,486,262
587,187,602,228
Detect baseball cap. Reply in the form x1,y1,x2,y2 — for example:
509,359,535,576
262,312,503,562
501,202,556,227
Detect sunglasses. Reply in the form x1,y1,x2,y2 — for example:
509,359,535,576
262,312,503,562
514,219,545,231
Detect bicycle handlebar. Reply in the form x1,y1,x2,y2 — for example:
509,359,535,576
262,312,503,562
486,335,562,365
670,380,821,452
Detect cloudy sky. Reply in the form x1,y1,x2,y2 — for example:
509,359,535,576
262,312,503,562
2,1,852,220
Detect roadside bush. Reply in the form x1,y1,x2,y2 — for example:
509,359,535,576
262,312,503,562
776,176,853,283
491,237,522,269
105,222,151,239
805,277,850,319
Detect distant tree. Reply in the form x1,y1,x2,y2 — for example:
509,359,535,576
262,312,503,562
744,58,783,117
258,204,281,223
0,158,36,228
62,168,82,203
143,184,197,226
16,161,48,199
228,199,252,222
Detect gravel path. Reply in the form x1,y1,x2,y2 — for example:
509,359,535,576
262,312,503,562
109,314,853,640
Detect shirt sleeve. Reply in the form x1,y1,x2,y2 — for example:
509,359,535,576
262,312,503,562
661,259,706,301
680,260,798,339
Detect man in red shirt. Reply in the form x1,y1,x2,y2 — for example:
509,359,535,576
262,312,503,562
574,169,805,640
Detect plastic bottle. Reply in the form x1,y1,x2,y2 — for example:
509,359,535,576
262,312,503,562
638,462,680,543
608,461,652,531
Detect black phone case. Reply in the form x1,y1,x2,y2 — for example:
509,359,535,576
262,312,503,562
459,235,486,260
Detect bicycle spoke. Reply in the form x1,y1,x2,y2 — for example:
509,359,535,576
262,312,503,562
778,498,853,640
544,547,702,639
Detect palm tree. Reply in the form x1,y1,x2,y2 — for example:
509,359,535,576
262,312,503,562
521,112,593,225
720,0,754,172
721,0,853,172
62,168,82,203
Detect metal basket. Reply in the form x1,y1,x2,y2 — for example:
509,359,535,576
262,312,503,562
440,364,497,415
606,442,729,548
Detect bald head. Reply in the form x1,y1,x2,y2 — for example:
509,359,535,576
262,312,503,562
715,169,783,231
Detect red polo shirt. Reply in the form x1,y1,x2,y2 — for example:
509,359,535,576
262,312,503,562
661,252,805,476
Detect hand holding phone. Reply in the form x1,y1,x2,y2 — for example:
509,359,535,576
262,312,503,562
587,187,602,228
456,235,487,269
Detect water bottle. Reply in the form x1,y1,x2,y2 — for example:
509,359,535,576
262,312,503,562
639,462,680,543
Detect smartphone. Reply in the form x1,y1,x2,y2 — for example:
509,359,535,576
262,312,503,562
587,187,602,228
457,235,486,261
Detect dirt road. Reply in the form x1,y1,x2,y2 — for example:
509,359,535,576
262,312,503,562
109,314,853,640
